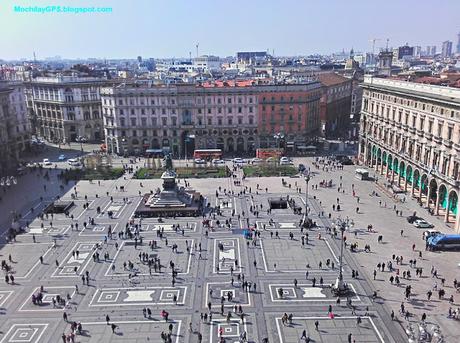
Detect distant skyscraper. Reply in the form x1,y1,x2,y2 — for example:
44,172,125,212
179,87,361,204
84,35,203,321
457,32,460,54
431,46,437,56
441,41,453,57
426,45,431,56
397,44,414,60
137,56,142,63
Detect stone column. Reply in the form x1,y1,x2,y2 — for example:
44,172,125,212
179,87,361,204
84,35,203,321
444,200,450,223
455,209,460,233
435,191,441,215
426,183,431,208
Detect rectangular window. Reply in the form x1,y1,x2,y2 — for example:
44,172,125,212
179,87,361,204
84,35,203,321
238,117,243,125
208,117,212,125
218,118,222,125
228,117,233,125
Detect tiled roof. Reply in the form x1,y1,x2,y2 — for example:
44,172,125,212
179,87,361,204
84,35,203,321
317,73,350,86
199,80,255,88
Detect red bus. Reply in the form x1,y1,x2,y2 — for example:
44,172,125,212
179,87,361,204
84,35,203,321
256,148,283,159
193,149,223,160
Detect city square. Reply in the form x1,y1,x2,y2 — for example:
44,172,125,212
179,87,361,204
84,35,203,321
3,154,459,342
1,3,460,341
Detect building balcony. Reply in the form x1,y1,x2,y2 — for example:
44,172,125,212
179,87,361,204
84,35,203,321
416,129,424,137
425,133,433,140
395,122,402,129
433,136,442,144
443,139,453,149
402,124,408,131
408,127,416,134
454,143,460,152
181,123,194,129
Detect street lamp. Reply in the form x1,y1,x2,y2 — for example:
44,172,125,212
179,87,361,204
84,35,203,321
273,133,284,149
184,134,195,164
332,216,352,295
302,170,311,226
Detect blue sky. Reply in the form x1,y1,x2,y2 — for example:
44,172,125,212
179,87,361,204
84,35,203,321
1,0,459,60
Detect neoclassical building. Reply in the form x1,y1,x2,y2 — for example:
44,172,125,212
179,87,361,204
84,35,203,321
359,76,460,232
0,81,31,175
101,80,321,157
25,75,109,143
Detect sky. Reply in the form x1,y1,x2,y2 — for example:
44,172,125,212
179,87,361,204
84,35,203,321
1,0,459,60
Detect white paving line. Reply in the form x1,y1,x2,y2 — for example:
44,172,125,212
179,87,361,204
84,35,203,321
16,242,55,279
0,323,48,343
205,281,251,308
80,320,182,343
275,316,385,343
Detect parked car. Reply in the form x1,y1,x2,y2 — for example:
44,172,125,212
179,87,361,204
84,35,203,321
298,164,306,172
407,215,423,224
212,159,225,165
42,158,52,166
413,219,434,228
68,158,81,166
233,158,244,164
280,157,292,165
251,157,263,165
58,154,66,161
194,158,206,165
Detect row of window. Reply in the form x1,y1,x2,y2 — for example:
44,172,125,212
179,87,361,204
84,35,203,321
368,134,458,179
103,106,254,116
364,99,458,141
365,91,459,118
104,96,256,107
110,115,256,127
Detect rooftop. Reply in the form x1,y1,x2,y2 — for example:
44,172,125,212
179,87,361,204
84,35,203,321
317,72,350,86
363,75,460,105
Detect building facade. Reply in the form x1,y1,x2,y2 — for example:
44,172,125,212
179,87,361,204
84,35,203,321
26,75,109,143
318,73,353,138
441,40,453,58
0,81,31,175
359,76,460,232
257,84,322,149
101,80,321,156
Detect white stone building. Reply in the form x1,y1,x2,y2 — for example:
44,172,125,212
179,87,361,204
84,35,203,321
26,75,109,143
359,76,460,231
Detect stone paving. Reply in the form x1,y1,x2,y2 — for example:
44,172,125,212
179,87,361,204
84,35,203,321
1,155,454,342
